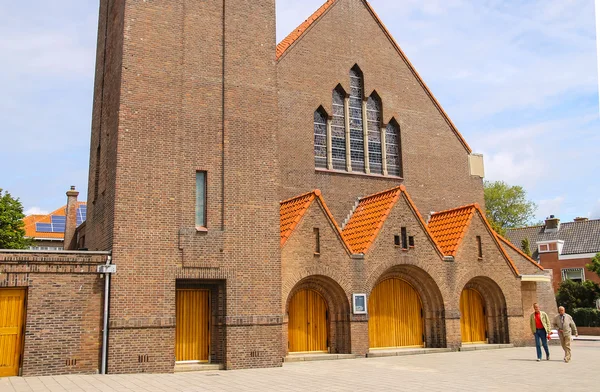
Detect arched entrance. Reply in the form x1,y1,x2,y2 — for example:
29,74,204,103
369,278,424,348
461,277,510,344
288,289,328,352
460,288,487,344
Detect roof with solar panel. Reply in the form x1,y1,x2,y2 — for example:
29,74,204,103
22,202,87,239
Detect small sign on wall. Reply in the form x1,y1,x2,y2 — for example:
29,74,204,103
352,293,367,314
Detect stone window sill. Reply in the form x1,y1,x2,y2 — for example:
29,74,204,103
316,168,403,180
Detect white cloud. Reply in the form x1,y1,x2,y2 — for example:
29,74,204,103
24,207,49,216
537,196,565,221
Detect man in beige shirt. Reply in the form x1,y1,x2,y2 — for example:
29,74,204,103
552,306,578,362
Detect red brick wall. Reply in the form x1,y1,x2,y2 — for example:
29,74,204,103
539,252,600,292
87,0,283,373
0,252,107,376
277,0,484,223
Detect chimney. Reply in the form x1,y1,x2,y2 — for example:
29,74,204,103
573,217,589,222
64,186,79,250
544,215,560,232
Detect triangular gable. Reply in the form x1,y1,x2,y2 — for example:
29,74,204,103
496,234,544,272
341,185,444,256
280,189,348,252
429,204,521,276
276,0,472,153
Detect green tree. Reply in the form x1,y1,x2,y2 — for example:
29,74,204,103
586,252,600,279
520,238,532,256
483,180,537,236
0,188,31,249
555,280,600,313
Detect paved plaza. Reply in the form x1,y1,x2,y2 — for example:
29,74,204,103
2,340,598,392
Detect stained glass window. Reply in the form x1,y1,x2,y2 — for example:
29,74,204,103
349,66,365,172
386,120,402,177
331,86,347,171
314,108,328,169
366,94,382,175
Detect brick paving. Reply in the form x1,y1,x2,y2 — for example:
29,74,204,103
2,341,597,392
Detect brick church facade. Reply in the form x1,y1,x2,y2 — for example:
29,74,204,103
0,0,557,377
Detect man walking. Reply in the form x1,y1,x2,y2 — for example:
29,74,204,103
553,306,578,363
530,303,551,361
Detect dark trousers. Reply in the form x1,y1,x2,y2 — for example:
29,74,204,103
534,328,549,359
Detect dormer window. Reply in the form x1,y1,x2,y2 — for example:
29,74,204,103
537,240,563,254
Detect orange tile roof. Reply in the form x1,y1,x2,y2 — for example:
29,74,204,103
23,202,86,239
276,0,336,60
428,204,477,257
341,186,403,254
340,185,444,256
280,189,349,251
275,0,472,154
280,191,317,246
428,204,520,275
496,234,544,271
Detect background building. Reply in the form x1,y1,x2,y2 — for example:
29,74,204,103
507,216,600,292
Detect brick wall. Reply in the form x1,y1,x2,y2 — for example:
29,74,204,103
277,0,484,223
539,252,600,292
0,252,107,376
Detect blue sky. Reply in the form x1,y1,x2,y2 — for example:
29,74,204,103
1,0,598,224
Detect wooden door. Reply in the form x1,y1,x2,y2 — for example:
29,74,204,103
369,278,424,348
460,288,487,344
288,289,328,353
0,289,26,377
175,289,210,362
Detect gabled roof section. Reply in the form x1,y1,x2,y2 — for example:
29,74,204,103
341,186,403,254
340,185,444,256
428,204,520,276
496,234,544,271
428,204,477,257
276,0,336,60
23,202,87,240
280,190,346,250
506,219,600,257
276,0,472,153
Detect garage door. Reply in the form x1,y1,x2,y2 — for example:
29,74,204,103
369,278,423,348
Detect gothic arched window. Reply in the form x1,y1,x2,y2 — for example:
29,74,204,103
331,86,347,171
366,93,382,175
349,66,365,173
314,107,328,169
386,119,402,177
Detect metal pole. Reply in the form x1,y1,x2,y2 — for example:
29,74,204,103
101,255,112,374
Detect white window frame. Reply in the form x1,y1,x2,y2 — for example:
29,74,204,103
561,268,585,282
352,293,368,314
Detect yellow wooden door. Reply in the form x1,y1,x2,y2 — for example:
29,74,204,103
369,278,423,348
175,289,210,362
0,289,26,377
288,289,328,353
460,288,487,344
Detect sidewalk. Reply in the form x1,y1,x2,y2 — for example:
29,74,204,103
1,341,598,392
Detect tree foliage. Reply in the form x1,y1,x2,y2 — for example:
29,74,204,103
520,238,532,256
0,188,31,249
483,180,537,236
586,252,600,279
555,280,600,313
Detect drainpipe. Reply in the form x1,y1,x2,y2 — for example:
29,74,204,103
97,255,116,374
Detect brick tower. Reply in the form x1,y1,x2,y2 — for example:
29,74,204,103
86,0,281,372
